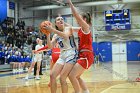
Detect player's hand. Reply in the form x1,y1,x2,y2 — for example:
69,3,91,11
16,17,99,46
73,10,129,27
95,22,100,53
43,25,53,33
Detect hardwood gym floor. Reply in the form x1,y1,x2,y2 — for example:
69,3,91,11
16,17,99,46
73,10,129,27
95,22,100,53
0,62,140,93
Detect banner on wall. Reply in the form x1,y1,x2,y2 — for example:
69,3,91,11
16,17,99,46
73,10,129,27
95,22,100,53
9,2,15,10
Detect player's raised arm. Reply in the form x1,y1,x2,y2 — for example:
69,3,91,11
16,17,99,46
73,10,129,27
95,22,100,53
67,0,90,33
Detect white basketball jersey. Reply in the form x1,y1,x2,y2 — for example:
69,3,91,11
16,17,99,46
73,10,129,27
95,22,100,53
35,44,44,55
55,27,76,51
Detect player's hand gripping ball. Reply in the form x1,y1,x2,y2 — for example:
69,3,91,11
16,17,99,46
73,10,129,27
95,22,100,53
40,21,52,35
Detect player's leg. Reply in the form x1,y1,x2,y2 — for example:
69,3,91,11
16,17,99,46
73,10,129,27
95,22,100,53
50,58,64,93
60,63,75,93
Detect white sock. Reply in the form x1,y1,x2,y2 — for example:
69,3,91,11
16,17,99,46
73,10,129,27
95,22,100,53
83,90,90,93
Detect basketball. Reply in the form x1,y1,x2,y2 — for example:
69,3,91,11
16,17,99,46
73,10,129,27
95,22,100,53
40,21,52,35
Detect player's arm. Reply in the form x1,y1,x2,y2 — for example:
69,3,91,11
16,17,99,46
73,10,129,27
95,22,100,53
45,34,57,49
64,22,71,27
36,45,48,52
71,27,80,33
45,25,69,39
68,0,90,33
34,45,41,54
46,34,53,49
34,45,48,53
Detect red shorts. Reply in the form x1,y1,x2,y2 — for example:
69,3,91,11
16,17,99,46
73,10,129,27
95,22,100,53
51,48,60,63
77,51,94,69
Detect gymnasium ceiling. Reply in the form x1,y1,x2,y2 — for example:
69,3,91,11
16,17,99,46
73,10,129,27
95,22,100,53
9,0,140,11
10,0,102,7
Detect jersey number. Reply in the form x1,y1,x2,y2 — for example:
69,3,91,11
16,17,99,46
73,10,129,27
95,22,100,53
58,41,64,48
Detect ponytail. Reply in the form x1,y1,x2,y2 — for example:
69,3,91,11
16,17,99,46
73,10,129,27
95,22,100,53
81,12,92,25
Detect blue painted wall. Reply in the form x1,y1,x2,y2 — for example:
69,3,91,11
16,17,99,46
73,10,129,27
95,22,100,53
127,41,140,61
98,42,112,62
92,42,112,62
93,41,140,62
0,0,7,23
92,42,98,54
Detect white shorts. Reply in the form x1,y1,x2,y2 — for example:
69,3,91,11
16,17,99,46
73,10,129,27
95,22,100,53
32,54,43,62
56,48,78,65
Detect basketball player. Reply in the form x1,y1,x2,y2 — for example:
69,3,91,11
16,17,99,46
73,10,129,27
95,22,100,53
35,43,60,71
68,0,94,93
44,16,78,93
25,39,44,80
35,42,60,87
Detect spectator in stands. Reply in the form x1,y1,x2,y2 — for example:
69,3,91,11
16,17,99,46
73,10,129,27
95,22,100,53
22,54,32,71
15,36,22,48
8,52,16,73
7,34,13,45
21,20,25,30
0,48,6,64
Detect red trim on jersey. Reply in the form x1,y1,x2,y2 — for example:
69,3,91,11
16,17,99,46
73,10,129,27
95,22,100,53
77,51,94,69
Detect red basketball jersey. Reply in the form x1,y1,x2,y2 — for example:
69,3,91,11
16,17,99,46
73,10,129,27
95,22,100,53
52,48,60,63
78,28,93,51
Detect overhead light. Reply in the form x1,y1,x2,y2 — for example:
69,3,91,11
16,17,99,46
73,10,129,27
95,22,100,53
56,0,66,6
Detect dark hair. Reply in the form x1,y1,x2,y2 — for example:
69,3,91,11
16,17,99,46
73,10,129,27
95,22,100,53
54,19,58,30
55,25,59,30
81,12,92,25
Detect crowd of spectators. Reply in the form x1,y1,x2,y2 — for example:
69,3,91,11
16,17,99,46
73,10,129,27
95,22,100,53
0,17,47,65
